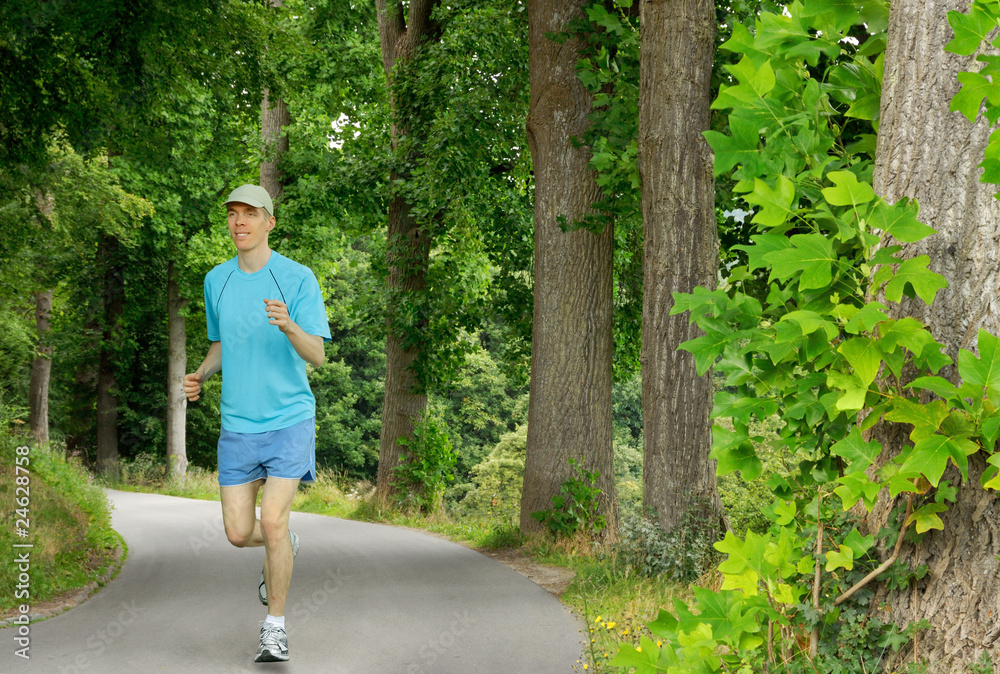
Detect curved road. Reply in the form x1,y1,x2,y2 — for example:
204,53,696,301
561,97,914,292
3,490,584,673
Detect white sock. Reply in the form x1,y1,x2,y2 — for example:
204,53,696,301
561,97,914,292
265,614,285,629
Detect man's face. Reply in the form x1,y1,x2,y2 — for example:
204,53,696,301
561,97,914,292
226,202,274,253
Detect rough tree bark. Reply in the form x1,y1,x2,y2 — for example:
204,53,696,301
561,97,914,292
638,0,722,533
28,289,53,445
519,0,616,536
866,1,1000,670
260,90,290,203
261,0,288,203
373,0,439,506
165,260,188,478
96,234,123,478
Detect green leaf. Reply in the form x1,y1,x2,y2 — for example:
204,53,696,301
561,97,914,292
712,391,779,423
716,531,771,597
735,233,792,272
835,471,882,510
830,427,882,472
826,544,855,572
906,502,949,533
886,398,950,441
764,233,836,290
647,608,679,638
800,0,862,29
843,528,875,557
951,71,1000,123
981,414,1000,450
608,640,659,669
705,115,760,177
772,499,796,526
957,329,1000,390
845,302,890,334
899,434,979,486
711,425,764,480
983,454,1000,489
946,5,998,56
909,376,959,401
838,337,883,387
745,176,796,228
826,370,869,411
885,255,948,305
780,310,838,339
869,198,935,243
822,170,876,208
679,332,729,376
713,57,776,109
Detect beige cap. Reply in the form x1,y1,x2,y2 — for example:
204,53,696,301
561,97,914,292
224,184,274,215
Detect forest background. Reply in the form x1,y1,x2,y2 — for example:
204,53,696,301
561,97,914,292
4,0,1000,672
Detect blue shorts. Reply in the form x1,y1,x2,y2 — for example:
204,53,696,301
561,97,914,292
217,417,317,487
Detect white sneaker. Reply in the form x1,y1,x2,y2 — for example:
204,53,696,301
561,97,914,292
254,621,289,662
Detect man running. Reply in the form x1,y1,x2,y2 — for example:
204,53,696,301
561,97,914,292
183,183,330,663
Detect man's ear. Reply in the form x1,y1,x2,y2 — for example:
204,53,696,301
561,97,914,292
267,217,276,232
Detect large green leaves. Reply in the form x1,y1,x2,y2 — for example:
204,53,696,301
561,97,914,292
764,233,836,290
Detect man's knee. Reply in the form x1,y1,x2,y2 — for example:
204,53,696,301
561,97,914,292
225,524,253,548
259,514,288,545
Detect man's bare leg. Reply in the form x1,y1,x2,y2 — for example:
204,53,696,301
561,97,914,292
258,477,301,617
220,479,265,548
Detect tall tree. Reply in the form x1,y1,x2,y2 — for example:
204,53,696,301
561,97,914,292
28,289,53,444
373,0,440,505
165,260,188,477
27,188,56,445
867,0,1000,669
520,0,616,536
261,0,290,202
638,0,721,531
96,233,124,478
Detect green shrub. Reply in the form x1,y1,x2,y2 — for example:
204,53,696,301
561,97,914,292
394,409,458,513
531,458,606,538
614,500,719,582
458,424,526,522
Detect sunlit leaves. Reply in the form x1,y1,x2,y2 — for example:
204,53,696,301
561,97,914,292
822,170,875,208
744,176,796,227
884,255,948,305
713,57,776,109
763,233,836,290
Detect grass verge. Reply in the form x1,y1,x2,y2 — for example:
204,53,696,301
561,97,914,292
0,433,121,616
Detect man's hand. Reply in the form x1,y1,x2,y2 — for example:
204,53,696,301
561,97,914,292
264,298,325,367
183,371,205,402
264,299,293,333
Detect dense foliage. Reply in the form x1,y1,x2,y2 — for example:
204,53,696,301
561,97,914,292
610,1,1000,671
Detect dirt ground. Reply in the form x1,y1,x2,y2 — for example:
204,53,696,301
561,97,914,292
476,547,577,597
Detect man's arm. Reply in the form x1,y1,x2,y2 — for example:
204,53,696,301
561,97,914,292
264,299,325,367
183,341,222,401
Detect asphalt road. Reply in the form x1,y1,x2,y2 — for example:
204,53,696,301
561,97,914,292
2,490,585,673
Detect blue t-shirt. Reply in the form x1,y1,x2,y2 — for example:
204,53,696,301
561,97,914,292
204,251,332,433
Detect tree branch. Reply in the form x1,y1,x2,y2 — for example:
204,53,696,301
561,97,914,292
834,494,913,607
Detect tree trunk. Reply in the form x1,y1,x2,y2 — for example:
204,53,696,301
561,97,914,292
97,235,122,478
638,0,722,532
28,290,53,445
166,260,188,479
519,0,616,537
260,89,289,203
373,0,439,506
866,1,1000,670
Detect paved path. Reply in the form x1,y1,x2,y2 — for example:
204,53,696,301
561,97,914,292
3,490,584,673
